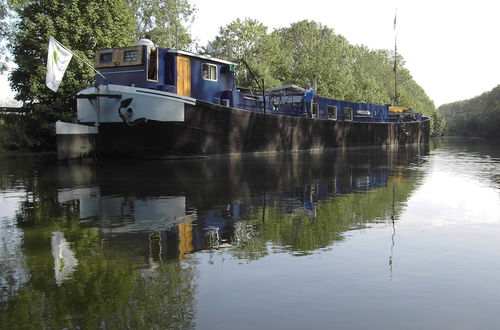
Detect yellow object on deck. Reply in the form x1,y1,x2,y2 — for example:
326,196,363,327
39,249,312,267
389,106,409,113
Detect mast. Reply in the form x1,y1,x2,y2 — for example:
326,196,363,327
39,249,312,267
393,10,398,106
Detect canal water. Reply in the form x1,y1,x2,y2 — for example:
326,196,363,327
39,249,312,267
1,138,499,329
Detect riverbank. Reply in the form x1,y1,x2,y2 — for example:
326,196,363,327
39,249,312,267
0,110,59,152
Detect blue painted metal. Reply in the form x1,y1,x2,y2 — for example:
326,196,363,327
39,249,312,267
189,59,234,103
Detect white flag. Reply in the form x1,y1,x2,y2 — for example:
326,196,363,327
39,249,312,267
46,36,73,92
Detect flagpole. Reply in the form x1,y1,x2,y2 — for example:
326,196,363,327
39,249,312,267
73,51,107,80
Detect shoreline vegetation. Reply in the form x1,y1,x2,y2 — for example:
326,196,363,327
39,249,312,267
1,0,448,152
439,84,500,138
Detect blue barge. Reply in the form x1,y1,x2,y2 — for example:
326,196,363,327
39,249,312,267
56,45,430,159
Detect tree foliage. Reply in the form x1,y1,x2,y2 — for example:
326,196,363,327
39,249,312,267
206,19,444,135
129,0,196,49
439,85,500,137
0,0,13,73
10,0,135,105
206,18,267,61
203,18,270,86
7,0,135,149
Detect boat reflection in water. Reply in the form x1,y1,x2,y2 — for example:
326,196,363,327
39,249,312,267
0,146,430,329
57,146,428,261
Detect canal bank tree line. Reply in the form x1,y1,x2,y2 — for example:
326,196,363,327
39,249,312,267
1,0,445,152
438,84,500,137
203,18,445,137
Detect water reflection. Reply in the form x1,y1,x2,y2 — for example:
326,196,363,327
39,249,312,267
408,138,500,228
51,231,78,286
430,138,500,189
55,147,428,260
0,146,431,328
0,203,29,303
3,139,500,329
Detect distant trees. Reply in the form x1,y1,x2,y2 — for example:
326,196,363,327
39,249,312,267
205,19,443,135
439,85,500,137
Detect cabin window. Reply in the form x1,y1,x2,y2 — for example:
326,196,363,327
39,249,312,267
328,105,337,120
344,107,353,121
94,46,143,68
123,50,138,63
202,63,218,81
99,52,113,64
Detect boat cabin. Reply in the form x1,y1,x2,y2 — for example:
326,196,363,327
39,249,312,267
95,45,237,105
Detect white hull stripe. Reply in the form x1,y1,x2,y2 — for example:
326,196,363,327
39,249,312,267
135,89,196,105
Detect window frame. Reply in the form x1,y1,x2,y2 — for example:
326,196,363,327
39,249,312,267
201,63,218,82
344,107,353,121
328,105,337,120
99,52,113,64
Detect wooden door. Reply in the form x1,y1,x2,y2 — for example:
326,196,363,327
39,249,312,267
176,56,191,97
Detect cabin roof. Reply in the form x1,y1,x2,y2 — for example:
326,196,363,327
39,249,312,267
94,46,238,66
166,49,238,66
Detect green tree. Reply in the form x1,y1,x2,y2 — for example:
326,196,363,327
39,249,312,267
8,0,135,149
206,18,268,61
271,20,355,99
204,18,274,88
0,0,13,73
129,0,196,49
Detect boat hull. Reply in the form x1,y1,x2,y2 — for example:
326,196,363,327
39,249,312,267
94,100,430,159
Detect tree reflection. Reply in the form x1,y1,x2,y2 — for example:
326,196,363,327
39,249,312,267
0,157,197,329
1,222,197,329
231,175,418,256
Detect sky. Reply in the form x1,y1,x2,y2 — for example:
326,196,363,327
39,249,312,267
1,0,499,107
189,0,500,107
